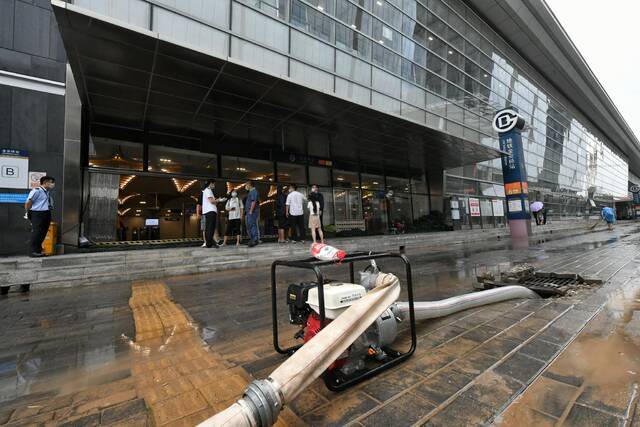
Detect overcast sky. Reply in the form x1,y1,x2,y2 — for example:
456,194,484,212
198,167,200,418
545,0,640,141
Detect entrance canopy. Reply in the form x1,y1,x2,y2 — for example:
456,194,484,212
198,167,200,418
52,2,502,175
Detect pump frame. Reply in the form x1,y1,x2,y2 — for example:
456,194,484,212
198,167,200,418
270,251,417,391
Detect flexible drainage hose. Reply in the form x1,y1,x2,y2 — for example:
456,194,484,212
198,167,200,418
198,282,538,427
391,285,539,321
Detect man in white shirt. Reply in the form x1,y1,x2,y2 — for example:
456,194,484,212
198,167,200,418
202,180,225,248
286,183,306,242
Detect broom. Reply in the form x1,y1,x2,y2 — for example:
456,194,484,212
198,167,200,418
588,218,601,230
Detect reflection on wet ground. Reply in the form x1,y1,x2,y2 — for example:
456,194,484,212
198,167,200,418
498,282,640,426
0,223,639,425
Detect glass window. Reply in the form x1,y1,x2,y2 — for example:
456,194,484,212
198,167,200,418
360,173,384,190
237,0,288,20
372,44,401,74
426,71,446,96
426,92,447,117
221,156,274,181
401,59,427,86
401,81,425,107
372,67,401,98
148,145,217,176
309,166,331,186
335,25,372,60
290,31,335,70
277,162,306,183
290,0,334,42
335,51,371,85
232,3,289,52
401,103,425,123
290,60,334,91
333,169,359,188
401,37,427,67
231,37,288,76
372,92,401,115
371,0,402,29
362,190,387,233
153,0,229,27
305,0,335,14
75,0,151,29
335,78,371,105
88,138,143,171
411,193,429,221
153,8,228,56
336,0,372,34
372,18,401,51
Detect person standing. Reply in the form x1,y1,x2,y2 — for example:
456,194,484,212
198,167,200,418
601,206,616,230
24,176,55,257
244,181,260,247
223,190,242,246
276,185,289,243
308,192,324,244
286,184,306,242
311,184,324,229
202,180,225,248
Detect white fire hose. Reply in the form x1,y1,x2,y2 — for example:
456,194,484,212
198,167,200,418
199,276,538,427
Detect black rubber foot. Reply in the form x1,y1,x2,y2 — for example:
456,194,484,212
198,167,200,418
0,286,9,295
19,284,30,293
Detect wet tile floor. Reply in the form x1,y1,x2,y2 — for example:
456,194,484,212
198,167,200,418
0,224,639,426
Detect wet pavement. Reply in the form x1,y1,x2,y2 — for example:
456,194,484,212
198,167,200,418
0,223,639,426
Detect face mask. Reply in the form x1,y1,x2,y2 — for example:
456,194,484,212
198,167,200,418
232,192,237,197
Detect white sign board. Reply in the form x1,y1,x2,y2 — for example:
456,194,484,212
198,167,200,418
492,199,504,216
508,199,523,213
0,155,29,189
29,171,47,189
451,210,460,220
451,200,459,209
469,198,481,217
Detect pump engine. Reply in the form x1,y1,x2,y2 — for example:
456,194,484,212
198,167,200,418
286,277,399,377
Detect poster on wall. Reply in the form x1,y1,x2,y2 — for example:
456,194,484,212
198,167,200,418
29,171,47,189
451,210,460,220
492,199,504,217
508,199,523,213
0,149,29,189
469,198,481,217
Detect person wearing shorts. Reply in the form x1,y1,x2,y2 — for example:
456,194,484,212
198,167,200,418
223,191,242,246
307,192,324,244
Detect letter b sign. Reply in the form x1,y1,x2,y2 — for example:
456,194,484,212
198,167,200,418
2,165,18,177
0,156,29,188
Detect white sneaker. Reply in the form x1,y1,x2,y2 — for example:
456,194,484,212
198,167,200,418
201,243,206,247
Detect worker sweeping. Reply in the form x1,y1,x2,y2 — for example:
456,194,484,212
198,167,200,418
601,206,616,230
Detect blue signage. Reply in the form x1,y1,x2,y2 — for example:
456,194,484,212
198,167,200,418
495,108,530,220
1,149,28,157
0,193,29,204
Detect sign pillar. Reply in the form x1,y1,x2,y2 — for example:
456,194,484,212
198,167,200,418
493,108,531,238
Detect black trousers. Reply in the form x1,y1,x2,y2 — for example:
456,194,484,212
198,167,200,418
30,210,51,254
289,215,305,241
204,211,218,247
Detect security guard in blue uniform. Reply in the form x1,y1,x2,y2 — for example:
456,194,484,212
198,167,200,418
24,176,55,257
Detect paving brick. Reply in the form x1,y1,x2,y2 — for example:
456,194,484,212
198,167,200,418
511,376,578,418
413,367,474,406
360,391,435,426
418,325,466,349
564,403,624,427
420,396,493,426
494,352,546,385
303,391,378,427
475,337,520,359
73,389,138,415
501,325,538,342
100,398,147,425
486,316,522,330
462,324,502,343
517,316,552,332
450,352,499,377
536,326,575,346
497,405,558,427
519,338,562,362
57,413,101,427
461,370,524,410
407,348,456,376
151,389,209,426
360,369,423,402
289,388,328,416
437,336,478,357
576,382,637,417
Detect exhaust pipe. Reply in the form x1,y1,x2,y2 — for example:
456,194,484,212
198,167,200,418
199,282,538,427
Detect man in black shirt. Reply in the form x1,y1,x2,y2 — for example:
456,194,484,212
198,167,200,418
311,184,324,230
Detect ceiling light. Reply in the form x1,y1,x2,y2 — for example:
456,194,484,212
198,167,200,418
484,74,488,77
337,177,344,181
317,5,323,11
448,50,453,55
140,201,146,204
135,213,140,216
161,168,168,173
136,209,141,212
376,0,382,4
428,36,433,41
373,181,379,185
351,24,357,29
378,40,384,44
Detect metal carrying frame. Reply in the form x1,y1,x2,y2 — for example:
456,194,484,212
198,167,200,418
270,251,417,391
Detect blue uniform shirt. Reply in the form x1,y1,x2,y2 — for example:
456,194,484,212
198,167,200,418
27,187,53,211
245,187,259,216
601,207,615,223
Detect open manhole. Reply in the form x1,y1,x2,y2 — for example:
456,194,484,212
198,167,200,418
474,263,603,297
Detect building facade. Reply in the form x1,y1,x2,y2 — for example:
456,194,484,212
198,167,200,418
0,0,638,255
